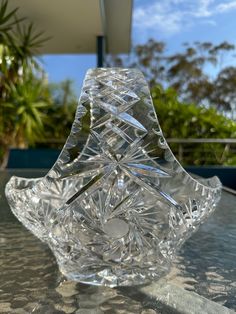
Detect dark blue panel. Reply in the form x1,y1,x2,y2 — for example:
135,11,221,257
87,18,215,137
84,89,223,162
185,166,236,190
7,149,60,169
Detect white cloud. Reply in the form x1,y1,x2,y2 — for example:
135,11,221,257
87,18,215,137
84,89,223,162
216,1,236,12
134,3,183,34
133,0,236,37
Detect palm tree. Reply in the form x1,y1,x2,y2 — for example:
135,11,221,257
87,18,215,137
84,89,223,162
0,1,50,168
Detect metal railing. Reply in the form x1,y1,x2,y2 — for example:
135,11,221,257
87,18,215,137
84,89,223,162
167,138,236,164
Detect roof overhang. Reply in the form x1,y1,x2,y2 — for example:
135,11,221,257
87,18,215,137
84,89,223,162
7,0,132,54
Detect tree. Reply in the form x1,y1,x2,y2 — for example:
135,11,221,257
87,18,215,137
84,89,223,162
106,39,166,87
0,1,49,168
210,66,236,118
166,41,235,106
106,39,236,117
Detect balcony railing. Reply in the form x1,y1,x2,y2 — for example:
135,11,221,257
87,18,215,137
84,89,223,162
167,138,236,165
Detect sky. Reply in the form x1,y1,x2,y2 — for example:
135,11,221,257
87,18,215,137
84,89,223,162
41,0,236,95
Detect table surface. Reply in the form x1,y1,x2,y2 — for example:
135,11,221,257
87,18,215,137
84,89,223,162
0,170,235,314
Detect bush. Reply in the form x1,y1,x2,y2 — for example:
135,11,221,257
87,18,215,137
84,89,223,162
151,86,236,165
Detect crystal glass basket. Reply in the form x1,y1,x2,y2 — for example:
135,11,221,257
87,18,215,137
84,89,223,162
5,68,222,287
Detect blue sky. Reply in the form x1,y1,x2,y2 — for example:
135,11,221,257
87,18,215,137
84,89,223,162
41,0,236,95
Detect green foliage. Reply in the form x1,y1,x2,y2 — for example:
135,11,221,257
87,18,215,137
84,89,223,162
45,80,77,140
152,86,236,165
152,86,236,138
3,73,50,144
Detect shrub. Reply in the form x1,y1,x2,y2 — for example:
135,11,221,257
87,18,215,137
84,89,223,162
151,86,236,165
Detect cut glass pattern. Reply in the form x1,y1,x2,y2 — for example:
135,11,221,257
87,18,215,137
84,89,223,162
5,68,222,287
